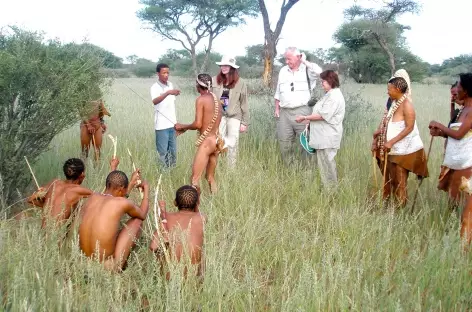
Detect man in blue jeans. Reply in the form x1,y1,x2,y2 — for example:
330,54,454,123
150,63,181,168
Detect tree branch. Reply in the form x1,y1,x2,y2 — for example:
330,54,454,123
274,0,299,38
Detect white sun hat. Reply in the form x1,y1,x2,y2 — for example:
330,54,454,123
216,55,240,69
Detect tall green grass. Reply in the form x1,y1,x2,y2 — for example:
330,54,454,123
1,78,471,311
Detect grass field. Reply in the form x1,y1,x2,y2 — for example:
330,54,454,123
1,77,472,311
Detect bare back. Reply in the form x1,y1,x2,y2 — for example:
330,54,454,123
79,194,133,259
197,93,222,136
158,211,204,265
41,180,92,227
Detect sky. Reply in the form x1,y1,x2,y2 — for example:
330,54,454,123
1,0,470,65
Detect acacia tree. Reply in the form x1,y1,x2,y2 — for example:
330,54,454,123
258,0,300,88
137,0,258,75
344,0,420,75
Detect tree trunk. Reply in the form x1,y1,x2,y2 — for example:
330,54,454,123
262,38,276,88
200,34,214,73
258,0,299,89
373,33,395,75
190,45,198,77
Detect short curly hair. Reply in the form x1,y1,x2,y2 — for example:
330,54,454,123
175,185,199,211
63,158,85,180
388,77,408,94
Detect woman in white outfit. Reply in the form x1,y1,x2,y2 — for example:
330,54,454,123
212,56,249,168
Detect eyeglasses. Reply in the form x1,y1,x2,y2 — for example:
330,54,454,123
290,82,294,92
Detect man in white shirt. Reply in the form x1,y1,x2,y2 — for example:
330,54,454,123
150,63,181,168
275,47,322,165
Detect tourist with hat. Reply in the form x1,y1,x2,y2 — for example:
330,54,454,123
212,55,249,168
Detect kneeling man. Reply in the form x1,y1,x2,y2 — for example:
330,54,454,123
79,169,148,272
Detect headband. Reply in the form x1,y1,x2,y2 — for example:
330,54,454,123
196,78,211,89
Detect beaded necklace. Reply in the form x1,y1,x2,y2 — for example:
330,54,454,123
377,93,408,160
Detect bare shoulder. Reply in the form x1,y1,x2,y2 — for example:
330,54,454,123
402,97,415,113
193,213,206,224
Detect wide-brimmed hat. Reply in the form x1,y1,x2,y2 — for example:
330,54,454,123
216,55,239,69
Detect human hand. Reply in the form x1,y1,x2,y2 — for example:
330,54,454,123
384,140,393,151
129,168,141,188
300,52,307,63
373,129,381,139
429,121,441,129
240,124,248,133
274,108,280,118
167,89,181,96
87,125,95,134
371,139,378,152
110,157,119,171
295,115,306,123
138,180,149,193
174,123,185,132
33,187,47,200
429,127,443,137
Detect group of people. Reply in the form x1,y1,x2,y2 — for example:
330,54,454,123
148,47,347,190
27,157,205,276
24,46,472,278
150,56,249,171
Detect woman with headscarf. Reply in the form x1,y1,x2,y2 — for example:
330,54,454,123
371,70,429,207
212,56,249,168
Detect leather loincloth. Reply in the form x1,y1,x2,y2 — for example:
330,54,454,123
376,148,429,179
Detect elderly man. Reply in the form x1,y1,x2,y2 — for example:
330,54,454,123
274,47,322,165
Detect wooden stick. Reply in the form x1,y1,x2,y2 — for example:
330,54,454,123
91,133,99,161
379,149,389,208
107,134,117,159
24,156,40,190
153,175,162,231
382,151,388,194
152,175,170,265
411,136,434,214
372,151,378,188
127,148,143,199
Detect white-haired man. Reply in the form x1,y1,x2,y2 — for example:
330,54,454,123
275,47,323,165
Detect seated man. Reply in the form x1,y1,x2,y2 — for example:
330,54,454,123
150,185,205,280
78,169,148,272
174,74,224,193
26,158,93,227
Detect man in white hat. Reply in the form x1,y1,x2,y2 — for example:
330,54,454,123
212,55,249,168
274,47,322,166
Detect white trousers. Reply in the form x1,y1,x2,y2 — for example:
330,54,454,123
219,116,241,167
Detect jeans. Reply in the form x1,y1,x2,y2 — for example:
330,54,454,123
155,128,176,168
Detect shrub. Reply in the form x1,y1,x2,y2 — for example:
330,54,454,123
0,27,108,208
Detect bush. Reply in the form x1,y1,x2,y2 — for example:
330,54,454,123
0,27,108,208
132,63,155,78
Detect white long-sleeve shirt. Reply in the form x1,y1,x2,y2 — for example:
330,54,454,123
274,61,322,109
